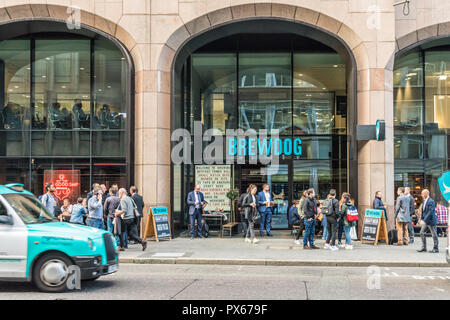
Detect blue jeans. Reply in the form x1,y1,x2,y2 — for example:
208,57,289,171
337,219,344,243
107,217,128,247
87,218,104,229
344,225,352,245
260,208,272,235
303,218,316,246
190,208,203,237
322,217,328,240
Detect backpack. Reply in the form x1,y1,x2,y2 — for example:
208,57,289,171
346,205,359,222
322,199,331,216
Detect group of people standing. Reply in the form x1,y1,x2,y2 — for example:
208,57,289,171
289,189,357,250
40,182,147,252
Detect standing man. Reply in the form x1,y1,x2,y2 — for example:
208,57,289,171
394,187,411,246
417,189,439,253
87,189,104,229
324,189,340,251
130,186,144,237
303,188,320,249
41,183,57,217
373,191,387,220
87,183,100,203
115,188,147,251
257,184,274,237
404,187,415,243
187,185,206,240
100,184,107,205
104,188,121,244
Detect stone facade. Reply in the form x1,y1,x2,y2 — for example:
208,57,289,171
0,0,448,232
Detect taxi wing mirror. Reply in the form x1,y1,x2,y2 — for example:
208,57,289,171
0,215,13,225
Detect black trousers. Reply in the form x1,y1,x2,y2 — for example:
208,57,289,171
295,219,306,240
241,213,248,236
326,218,338,246
120,219,143,247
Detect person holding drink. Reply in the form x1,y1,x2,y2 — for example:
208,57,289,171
257,184,274,237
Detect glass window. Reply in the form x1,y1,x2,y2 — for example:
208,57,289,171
424,50,450,133
31,158,90,199
293,53,346,135
92,159,127,189
0,158,29,186
94,39,127,130
394,52,423,134
33,39,91,130
238,53,292,134
190,54,236,134
3,193,57,224
0,40,31,131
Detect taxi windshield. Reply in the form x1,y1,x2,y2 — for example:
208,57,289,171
3,193,57,224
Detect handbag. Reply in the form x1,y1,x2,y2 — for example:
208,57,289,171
252,208,261,225
350,225,358,240
346,205,359,222
131,198,142,218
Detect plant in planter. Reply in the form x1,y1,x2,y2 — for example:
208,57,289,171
226,188,239,222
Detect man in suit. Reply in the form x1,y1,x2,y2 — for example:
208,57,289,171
130,186,144,237
257,184,274,237
417,189,439,253
187,185,206,240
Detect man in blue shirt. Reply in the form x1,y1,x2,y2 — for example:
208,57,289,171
41,183,56,216
87,189,104,229
257,184,274,237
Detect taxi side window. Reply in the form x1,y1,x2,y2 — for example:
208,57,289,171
0,203,7,216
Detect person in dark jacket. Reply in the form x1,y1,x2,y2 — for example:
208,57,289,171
324,189,340,250
417,189,439,253
237,189,249,238
242,184,259,244
373,191,387,221
340,194,356,250
404,187,415,243
302,188,319,249
86,183,100,203
130,186,144,236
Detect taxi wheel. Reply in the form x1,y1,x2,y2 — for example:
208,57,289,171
33,253,74,293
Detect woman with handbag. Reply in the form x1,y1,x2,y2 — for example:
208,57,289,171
243,184,260,244
340,194,357,250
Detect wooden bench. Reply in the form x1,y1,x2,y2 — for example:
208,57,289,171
291,225,303,238
221,222,239,237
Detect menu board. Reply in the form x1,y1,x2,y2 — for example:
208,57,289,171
362,209,388,245
150,207,171,241
195,165,231,212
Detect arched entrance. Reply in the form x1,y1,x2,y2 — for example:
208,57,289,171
169,18,358,233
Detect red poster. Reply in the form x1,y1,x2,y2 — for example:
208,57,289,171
43,170,81,202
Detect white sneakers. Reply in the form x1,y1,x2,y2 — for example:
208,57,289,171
252,238,260,244
345,244,353,250
338,243,345,248
294,240,301,245
324,243,339,251
245,238,251,243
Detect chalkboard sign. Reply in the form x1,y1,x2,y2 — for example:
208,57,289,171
362,209,388,245
143,206,171,242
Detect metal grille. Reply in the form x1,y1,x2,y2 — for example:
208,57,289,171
103,233,116,263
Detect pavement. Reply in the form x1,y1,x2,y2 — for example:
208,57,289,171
118,230,450,267
2,264,450,300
